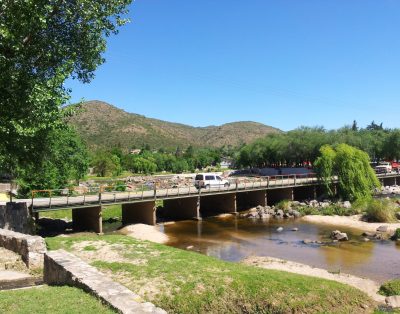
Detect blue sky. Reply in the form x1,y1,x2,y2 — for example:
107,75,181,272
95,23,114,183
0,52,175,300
66,0,400,131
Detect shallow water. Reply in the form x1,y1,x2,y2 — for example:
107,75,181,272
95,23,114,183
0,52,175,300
159,216,400,283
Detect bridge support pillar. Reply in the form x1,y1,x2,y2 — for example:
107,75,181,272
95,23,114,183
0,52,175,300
293,186,316,201
236,190,267,210
122,201,156,226
163,196,200,220
72,206,102,233
267,188,293,205
200,193,236,217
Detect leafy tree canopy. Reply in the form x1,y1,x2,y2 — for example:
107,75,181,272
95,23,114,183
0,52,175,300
0,0,132,173
315,144,380,201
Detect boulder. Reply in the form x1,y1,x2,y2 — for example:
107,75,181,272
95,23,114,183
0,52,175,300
320,202,330,208
276,227,283,232
386,296,400,309
291,228,299,232
292,210,301,218
276,209,284,217
330,230,349,241
377,225,389,233
343,201,351,209
260,214,271,220
303,239,313,244
396,212,400,220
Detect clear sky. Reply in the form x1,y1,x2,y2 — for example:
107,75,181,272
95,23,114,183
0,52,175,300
66,0,400,131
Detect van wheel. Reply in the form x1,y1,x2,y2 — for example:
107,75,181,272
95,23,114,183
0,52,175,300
224,183,229,188
205,185,210,189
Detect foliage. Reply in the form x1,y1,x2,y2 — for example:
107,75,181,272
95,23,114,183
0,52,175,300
379,279,400,296
276,199,291,210
392,228,400,241
92,151,122,177
0,285,113,314
0,0,131,175
17,126,89,197
314,145,336,197
365,199,397,222
235,125,400,168
46,234,375,314
315,144,380,201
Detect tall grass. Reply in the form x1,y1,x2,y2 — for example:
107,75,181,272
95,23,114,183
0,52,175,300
365,199,397,222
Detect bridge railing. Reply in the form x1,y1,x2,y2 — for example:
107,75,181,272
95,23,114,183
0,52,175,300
30,173,321,211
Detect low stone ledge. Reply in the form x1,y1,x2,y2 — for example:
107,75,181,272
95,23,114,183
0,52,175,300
44,250,166,314
0,228,46,269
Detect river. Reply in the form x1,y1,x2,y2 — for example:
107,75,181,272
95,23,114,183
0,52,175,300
159,215,400,283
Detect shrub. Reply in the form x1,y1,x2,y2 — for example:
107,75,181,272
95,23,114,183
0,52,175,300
392,228,400,241
379,279,400,296
365,199,397,222
276,200,291,210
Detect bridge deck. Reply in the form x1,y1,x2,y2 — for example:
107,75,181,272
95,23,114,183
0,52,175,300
2,173,398,212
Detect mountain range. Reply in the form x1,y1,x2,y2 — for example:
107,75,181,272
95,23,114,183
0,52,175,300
68,100,280,151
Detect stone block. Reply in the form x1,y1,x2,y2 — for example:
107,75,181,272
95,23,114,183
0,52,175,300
0,228,46,269
44,250,166,314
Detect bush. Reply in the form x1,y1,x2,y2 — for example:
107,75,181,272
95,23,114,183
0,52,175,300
392,228,400,241
276,200,291,210
365,199,397,222
379,279,400,296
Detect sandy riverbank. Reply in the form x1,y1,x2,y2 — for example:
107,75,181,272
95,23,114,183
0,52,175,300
302,215,400,233
118,223,169,243
243,256,385,303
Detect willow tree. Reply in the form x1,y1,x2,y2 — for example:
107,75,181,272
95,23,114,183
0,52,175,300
315,144,380,201
0,0,132,175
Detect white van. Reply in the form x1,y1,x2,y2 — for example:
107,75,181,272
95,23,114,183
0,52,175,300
194,173,230,189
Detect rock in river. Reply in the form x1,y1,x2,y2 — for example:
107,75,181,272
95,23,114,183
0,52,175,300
330,230,349,241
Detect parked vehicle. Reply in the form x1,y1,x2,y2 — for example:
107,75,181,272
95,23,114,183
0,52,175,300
375,161,392,174
194,173,230,189
391,161,400,173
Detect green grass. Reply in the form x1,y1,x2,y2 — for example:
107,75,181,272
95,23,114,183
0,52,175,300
0,286,114,314
379,279,400,297
40,204,122,221
46,234,375,314
365,199,398,222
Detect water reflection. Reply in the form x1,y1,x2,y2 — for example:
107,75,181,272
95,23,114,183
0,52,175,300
161,215,400,283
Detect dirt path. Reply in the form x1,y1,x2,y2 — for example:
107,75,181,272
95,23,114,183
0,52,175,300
243,256,385,303
302,215,400,233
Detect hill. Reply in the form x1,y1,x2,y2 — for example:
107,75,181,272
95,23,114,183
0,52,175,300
68,100,280,150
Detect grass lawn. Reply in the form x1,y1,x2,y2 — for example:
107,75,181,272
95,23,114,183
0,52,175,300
46,234,375,314
40,204,122,221
0,286,114,314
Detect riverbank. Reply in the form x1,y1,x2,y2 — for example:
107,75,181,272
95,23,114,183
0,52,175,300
243,256,385,303
46,234,376,313
302,215,400,233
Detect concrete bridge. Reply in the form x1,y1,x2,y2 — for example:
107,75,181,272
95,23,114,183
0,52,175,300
5,173,399,234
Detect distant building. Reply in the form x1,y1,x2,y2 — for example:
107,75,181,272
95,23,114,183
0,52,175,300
220,158,232,169
130,149,141,155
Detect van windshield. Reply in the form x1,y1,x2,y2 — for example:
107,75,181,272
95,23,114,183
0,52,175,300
195,175,203,180
205,175,214,180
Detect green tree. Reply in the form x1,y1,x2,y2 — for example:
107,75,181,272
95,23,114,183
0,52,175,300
315,144,380,201
17,126,89,196
92,151,121,177
314,145,336,196
0,0,132,174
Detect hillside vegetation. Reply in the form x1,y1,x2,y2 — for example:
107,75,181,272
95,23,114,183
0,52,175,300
68,101,280,150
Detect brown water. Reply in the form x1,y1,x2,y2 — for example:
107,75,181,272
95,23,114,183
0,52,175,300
160,216,400,283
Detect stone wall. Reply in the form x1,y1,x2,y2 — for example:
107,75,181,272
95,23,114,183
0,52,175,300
44,250,166,314
0,228,46,269
0,202,32,234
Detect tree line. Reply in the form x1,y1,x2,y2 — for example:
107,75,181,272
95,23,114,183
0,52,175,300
235,123,400,168
91,146,230,177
